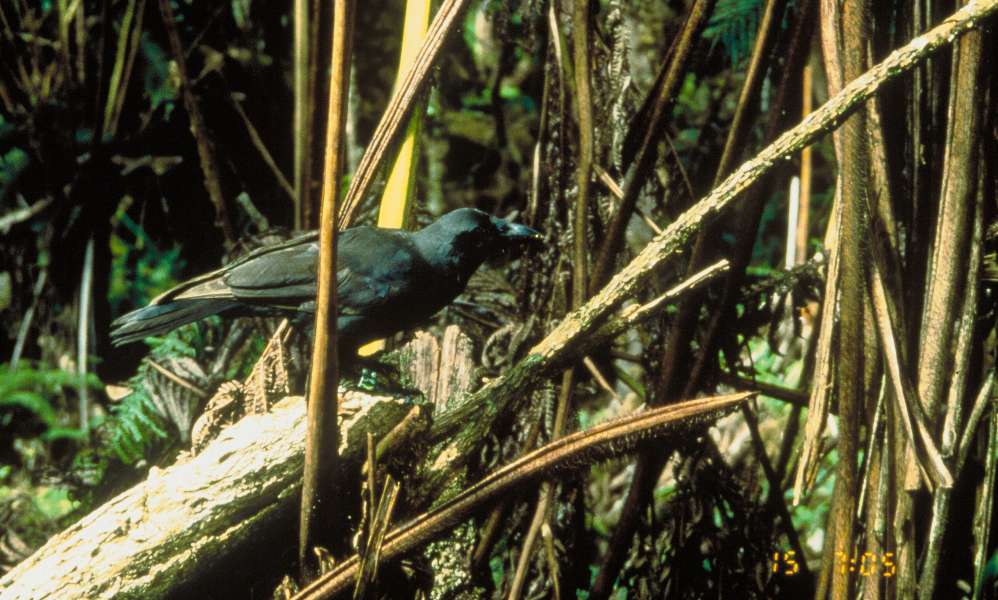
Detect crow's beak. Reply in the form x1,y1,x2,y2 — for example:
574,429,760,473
497,219,544,243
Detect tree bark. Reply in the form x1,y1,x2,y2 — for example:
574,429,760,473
0,392,413,600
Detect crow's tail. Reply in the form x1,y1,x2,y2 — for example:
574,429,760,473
110,299,241,346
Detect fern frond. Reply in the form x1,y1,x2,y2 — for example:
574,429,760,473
703,0,766,65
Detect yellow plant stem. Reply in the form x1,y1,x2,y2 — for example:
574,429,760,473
360,0,432,357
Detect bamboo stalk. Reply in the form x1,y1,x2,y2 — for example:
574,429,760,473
898,8,985,595
300,0,355,572
825,3,868,597
230,93,295,201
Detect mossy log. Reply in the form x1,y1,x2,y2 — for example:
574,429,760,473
0,392,414,600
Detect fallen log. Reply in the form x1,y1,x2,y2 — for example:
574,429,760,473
0,391,414,600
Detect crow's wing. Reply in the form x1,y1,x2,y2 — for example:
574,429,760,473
157,230,320,305
332,227,420,317
216,226,419,317
220,238,319,305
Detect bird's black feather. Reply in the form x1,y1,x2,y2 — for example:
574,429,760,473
110,208,541,359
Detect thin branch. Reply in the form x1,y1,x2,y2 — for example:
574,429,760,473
451,3,995,454
718,372,809,409
594,164,661,234
589,0,717,293
157,0,235,248
957,372,997,474
338,0,474,227
293,0,313,229
10,270,47,370
144,358,210,399
972,404,998,596
865,231,952,488
0,196,51,234
76,237,94,437
293,394,752,600
796,60,813,263
105,0,145,137
229,93,295,201
570,0,592,310
300,0,355,572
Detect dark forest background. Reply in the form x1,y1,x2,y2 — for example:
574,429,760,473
0,0,996,598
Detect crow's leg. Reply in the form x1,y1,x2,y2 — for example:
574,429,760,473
339,354,421,396
355,356,401,381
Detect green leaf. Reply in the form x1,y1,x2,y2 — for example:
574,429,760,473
1,391,58,426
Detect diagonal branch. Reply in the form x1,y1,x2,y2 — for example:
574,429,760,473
293,393,753,600
589,0,717,292
337,0,473,227
431,0,998,473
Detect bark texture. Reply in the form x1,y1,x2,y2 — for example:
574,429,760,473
0,392,412,600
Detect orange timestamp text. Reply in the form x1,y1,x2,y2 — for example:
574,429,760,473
770,550,897,577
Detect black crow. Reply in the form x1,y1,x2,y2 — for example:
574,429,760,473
110,208,541,359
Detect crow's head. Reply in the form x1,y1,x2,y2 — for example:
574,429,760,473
418,207,542,273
